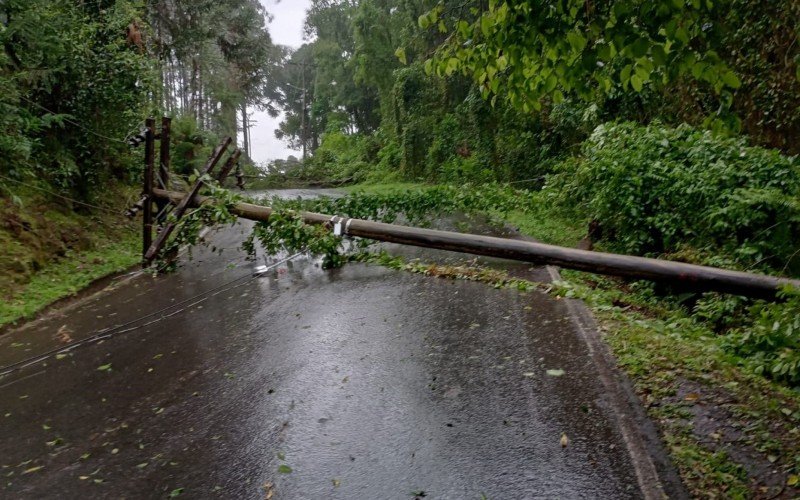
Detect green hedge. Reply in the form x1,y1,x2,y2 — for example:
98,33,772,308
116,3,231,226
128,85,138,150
549,121,800,274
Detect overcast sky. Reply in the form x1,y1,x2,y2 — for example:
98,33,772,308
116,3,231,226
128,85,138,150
247,0,311,164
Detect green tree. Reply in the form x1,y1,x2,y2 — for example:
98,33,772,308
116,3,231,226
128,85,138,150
419,0,741,113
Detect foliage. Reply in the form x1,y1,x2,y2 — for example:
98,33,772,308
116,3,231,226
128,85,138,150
666,0,800,152
148,0,278,143
1,0,153,193
546,121,800,272
157,183,240,263
245,211,346,269
169,115,220,177
302,130,380,183
419,0,741,112
269,183,528,224
728,287,800,385
227,183,532,274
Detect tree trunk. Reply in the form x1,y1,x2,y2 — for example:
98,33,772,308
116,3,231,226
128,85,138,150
241,104,250,158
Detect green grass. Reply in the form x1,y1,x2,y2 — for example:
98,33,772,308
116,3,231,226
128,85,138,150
0,229,139,327
501,206,586,248
0,182,141,329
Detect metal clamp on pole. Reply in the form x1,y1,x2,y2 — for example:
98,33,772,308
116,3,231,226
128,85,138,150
343,218,354,238
330,216,344,236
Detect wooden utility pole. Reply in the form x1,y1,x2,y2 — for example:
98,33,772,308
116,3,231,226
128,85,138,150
143,138,232,264
158,117,171,189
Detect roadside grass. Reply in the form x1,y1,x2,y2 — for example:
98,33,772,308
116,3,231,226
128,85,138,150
0,184,140,329
0,231,139,327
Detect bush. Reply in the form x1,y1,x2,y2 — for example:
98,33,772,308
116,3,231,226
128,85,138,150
303,130,378,184
728,287,800,385
549,122,800,274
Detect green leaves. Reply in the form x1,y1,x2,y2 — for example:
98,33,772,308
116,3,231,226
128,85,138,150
630,74,643,92
720,71,741,89
245,183,534,271
549,121,800,273
418,0,737,110
395,47,407,66
566,31,587,53
730,288,800,385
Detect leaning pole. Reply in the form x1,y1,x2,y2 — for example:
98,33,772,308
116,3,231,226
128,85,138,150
151,188,800,300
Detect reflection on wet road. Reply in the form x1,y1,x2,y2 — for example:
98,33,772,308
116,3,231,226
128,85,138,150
0,195,650,499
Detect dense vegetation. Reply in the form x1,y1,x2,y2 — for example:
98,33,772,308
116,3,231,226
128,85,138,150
0,0,279,194
0,0,281,305
1,1,799,496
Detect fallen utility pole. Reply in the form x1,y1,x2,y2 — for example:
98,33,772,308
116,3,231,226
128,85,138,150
151,188,800,300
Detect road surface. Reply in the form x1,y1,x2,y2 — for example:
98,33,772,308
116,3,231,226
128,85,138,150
0,194,682,499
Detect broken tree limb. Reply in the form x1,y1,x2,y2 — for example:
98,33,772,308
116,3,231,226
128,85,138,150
151,188,800,300
143,138,232,263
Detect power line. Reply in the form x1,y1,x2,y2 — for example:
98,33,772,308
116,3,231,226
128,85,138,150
18,95,136,145
0,173,123,216
0,252,305,380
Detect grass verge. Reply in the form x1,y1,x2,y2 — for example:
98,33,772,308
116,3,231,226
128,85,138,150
0,231,139,327
0,183,140,329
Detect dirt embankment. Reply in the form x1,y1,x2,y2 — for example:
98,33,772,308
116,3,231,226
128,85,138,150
0,184,138,300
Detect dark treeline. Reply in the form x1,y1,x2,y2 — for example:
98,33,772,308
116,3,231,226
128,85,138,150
0,0,284,196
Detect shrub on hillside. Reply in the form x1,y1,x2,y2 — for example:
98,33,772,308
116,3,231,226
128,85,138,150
549,122,800,274
726,287,800,385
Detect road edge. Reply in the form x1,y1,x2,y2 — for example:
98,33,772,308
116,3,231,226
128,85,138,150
1,228,212,337
545,264,688,499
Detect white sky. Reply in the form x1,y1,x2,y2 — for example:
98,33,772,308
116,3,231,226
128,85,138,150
246,0,311,164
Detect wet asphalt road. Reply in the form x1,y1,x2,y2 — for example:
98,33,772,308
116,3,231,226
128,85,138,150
0,192,651,499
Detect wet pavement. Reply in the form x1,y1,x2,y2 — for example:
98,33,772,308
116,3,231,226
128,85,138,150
0,191,665,498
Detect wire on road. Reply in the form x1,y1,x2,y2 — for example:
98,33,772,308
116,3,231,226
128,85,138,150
0,252,305,379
